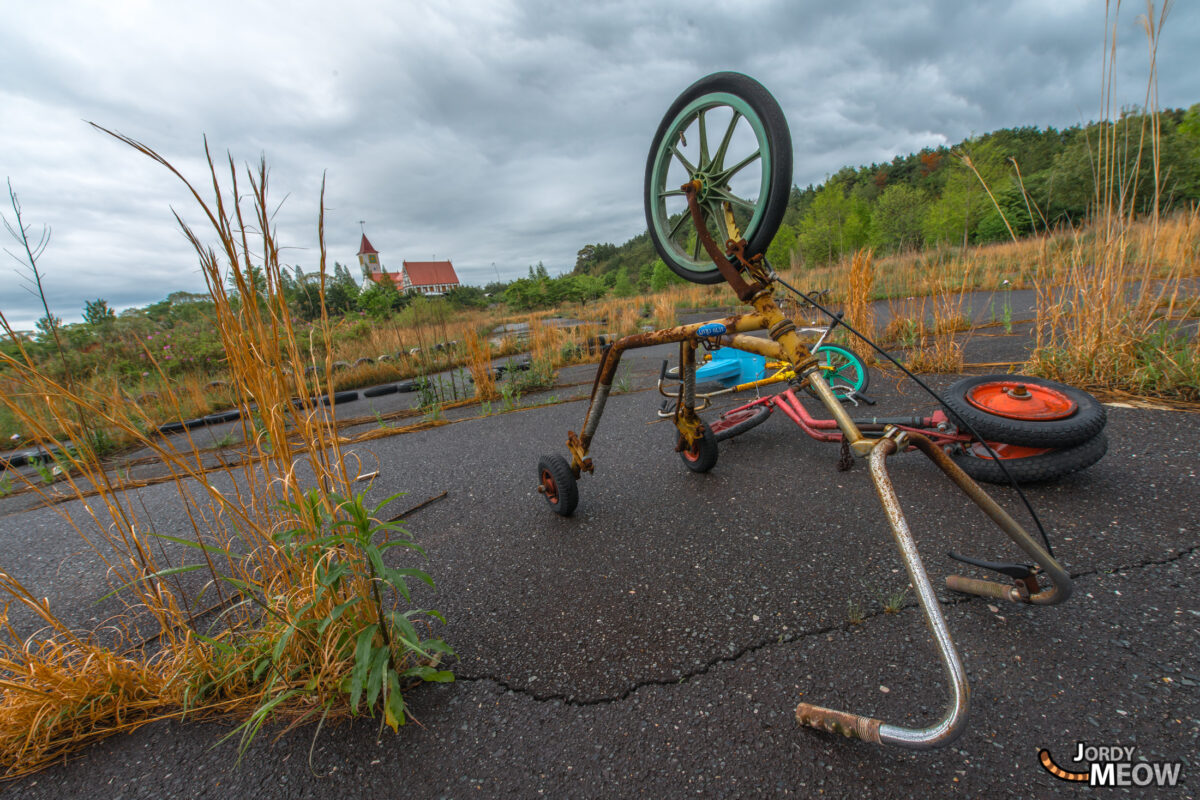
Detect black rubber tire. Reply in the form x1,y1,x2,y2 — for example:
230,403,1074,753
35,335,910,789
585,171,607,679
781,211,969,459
363,384,399,398
952,432,1108,485
645,72,793,284
202,409,241,425
154,421,187,436
941,374,1106,448
323,390,359,406
678,424,719,472
538,454,579,516
396,381,417,393
710,405,771,442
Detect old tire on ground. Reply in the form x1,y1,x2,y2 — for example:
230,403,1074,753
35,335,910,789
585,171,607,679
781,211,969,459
678,423,719,472
710,404,771,442
538,454,578,516
951,432,1108,484
941,374,1105,448
645,72,793,284
323,390,359,406
363,384,399,398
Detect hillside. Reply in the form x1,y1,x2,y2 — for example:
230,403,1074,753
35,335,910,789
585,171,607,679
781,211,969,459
572,106,1200,282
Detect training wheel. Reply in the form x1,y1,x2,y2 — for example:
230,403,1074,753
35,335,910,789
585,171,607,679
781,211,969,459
537,454,579,516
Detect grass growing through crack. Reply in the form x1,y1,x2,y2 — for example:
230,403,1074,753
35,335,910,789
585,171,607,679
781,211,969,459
0,135,452,779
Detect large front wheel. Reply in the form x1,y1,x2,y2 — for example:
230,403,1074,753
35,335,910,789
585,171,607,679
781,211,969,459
645,72,793,284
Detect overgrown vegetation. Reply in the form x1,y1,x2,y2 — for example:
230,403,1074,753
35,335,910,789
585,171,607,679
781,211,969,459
0,137,452,779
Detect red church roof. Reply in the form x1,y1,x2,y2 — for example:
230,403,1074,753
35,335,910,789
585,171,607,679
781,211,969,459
403,260,459,287
357,234,378,256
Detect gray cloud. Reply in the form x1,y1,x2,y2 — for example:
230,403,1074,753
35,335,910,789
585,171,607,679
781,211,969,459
2,0,1196,328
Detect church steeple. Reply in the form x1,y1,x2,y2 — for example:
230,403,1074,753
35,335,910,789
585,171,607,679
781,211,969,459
357,233,381,276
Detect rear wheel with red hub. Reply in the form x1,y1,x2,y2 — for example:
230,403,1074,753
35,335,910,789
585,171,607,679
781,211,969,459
941,374,1105,448
951,432,1108,484
710,404,771,442
537,454,579,516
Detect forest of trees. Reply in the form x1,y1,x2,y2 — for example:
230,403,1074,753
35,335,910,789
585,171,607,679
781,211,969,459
573,105,1200,282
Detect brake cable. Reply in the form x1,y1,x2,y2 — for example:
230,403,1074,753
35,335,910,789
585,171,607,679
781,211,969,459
771,272,1057,561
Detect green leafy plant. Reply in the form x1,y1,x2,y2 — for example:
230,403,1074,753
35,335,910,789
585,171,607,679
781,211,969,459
32,459,56,485
0,473,12,497
613,366,632,394
499,382,520,412
846,598,865,625
882,586,909,614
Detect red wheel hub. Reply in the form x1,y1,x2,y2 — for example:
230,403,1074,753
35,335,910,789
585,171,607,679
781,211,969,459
969,441,1053,459
965,381,1076,421
540,469,560,504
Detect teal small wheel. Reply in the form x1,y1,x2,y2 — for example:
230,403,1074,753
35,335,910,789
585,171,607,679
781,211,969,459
806,344,870,399
645,72,793,284
537,455,578,516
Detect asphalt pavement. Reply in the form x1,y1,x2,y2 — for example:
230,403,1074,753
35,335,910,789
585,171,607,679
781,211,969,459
1,317,1198,799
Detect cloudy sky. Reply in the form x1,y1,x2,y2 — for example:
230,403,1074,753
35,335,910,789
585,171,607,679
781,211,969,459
2,0,1196,329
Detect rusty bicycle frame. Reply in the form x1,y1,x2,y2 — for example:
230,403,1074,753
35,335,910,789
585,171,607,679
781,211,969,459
549,181,1072,750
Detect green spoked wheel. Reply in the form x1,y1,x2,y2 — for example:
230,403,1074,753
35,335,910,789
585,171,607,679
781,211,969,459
645,72,793,284
807,344,870,399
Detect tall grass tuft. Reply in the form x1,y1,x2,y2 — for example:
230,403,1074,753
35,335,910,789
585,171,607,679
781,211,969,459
464,333,498,401
1017,4,1197,399
0,133,451,779
843,249,877,363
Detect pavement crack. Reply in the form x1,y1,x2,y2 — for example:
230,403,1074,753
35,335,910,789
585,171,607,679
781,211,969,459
448,548,1196,708
1068,543,1198,581
452,619,853,707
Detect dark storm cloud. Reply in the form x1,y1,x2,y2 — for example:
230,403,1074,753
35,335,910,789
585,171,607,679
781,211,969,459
2,1,1196,328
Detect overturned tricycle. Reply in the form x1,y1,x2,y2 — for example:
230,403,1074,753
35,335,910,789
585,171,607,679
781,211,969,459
535,72,1105,750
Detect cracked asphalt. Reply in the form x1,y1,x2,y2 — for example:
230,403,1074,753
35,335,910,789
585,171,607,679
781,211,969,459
2,317,1198,798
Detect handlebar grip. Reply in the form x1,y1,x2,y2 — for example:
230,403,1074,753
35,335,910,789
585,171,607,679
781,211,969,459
796,702,882,743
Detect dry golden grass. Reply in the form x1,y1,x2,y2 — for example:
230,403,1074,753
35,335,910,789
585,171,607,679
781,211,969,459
842,250,877,363
1019,6,1198,399
652,295,677,329
0,135,449,779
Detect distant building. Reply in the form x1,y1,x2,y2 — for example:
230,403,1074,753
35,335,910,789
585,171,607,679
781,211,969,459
358,234,460,296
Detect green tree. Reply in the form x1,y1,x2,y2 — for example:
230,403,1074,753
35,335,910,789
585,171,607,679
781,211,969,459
444,285,488,308
503,278,544,310
612,266,636,298
765,222,798,268
871,184,928,253
82,298,116,326
325,262,361,315
359,276,405,319
922,143,1008,246
649,258,685,292
35,314,63,342
797,183,870,265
